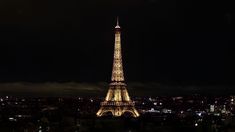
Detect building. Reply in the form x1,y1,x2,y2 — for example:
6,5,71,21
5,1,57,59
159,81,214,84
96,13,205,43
96,18,139,117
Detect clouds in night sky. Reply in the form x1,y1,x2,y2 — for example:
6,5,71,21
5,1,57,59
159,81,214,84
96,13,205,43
0,82,234,96
0,82,105,96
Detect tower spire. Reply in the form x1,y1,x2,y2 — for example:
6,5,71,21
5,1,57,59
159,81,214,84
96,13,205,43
116,17,119,26
115,17,120,29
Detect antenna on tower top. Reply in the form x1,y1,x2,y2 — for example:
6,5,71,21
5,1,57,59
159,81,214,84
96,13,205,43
115,16,120,28
116,17,119,26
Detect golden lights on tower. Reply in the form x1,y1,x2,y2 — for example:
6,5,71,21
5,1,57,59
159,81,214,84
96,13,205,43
96,18,140,118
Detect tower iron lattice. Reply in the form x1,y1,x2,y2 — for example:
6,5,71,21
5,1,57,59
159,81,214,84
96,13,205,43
96,18,140,117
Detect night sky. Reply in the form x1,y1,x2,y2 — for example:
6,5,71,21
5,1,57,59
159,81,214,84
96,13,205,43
0,0,235,95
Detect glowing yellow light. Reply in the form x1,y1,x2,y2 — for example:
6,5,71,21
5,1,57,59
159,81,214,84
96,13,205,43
96,18,139,118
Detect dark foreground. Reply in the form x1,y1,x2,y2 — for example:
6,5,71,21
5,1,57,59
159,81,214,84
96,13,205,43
2,116,235,132
0,95,235,132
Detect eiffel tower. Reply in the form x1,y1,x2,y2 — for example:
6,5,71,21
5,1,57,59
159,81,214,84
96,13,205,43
96,18,139,117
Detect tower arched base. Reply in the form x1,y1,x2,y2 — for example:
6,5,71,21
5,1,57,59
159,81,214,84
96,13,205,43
96,106,139,118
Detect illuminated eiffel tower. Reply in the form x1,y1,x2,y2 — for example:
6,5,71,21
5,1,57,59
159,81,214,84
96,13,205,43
96,18,139,117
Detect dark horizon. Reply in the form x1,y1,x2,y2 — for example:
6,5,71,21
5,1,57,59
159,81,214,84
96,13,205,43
0,82,234,97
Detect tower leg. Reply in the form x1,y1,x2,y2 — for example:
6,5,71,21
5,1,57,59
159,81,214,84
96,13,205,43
97,106,139,117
